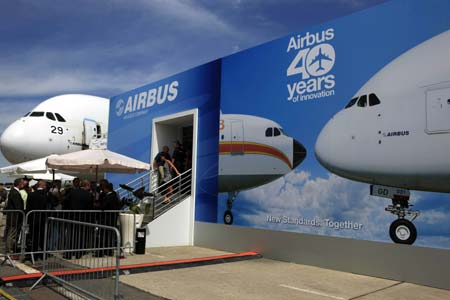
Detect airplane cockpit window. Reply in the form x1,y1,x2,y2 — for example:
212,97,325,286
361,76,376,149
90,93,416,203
273,128,281,136
23,112,30,117
357,95,367,107
29,111,44,117
46,112,56,121
344,97,358,109
369,93,381,106
279,128,286,135
55,113,66,122
265,128,273,137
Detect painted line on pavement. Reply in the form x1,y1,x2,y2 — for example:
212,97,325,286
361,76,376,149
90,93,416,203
279,284,346,300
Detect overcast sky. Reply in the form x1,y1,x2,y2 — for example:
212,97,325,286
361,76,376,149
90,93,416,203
0,0,386,181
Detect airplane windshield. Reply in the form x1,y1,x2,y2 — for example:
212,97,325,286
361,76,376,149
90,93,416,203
344,97,358,109
357,95,367,107
346,94,380,109
369,93,381,106
46,112,56,121
265,128,273,137
55,113,66,122
274,128,281,136
29,111,44,117
23,112,30,117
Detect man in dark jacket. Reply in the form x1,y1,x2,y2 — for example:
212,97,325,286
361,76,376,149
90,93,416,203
6,178,24,256
63,179,93,258
100,183,120,212
64,180,93,212
26,180,49,256
172,141,187,174
97,183,120,256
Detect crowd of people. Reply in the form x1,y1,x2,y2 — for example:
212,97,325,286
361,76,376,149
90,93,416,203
1,177,121,260
0,140,191,260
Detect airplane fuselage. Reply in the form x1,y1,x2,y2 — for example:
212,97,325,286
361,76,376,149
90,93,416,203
315,29,450,194
0,94,109,164
218,114,306,192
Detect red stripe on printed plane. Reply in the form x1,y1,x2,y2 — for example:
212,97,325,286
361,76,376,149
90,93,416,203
219,142,292,169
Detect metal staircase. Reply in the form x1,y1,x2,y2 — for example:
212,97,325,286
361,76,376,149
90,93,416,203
115,169,192,224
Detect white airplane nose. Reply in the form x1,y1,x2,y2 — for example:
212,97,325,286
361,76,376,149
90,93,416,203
315,113,359,178
0,120,28,163
314,121,335,171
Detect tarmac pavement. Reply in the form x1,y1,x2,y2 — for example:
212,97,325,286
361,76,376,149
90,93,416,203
120,246,450,300
1,246,450,300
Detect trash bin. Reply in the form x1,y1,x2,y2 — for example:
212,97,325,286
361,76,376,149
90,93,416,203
135,228,146,254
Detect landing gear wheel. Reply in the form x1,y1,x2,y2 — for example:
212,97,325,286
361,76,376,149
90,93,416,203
389,219,417,245
224,210,233,225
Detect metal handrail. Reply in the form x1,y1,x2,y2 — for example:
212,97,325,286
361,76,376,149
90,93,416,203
115,170,155,199
151,169,192,220
123,167,155,186
155,168,192,190
116,168,192,226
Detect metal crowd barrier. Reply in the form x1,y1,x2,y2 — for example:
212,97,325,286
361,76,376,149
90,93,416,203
22,210,136,264
0,209,26,266
32,217,121,300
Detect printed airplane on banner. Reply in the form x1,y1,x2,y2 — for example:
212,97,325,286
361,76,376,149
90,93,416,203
315,29,450,245
218,113,306,225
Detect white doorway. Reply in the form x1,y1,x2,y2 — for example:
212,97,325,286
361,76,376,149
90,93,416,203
147,109,198,247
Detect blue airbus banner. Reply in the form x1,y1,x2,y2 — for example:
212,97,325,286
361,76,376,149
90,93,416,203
218,0,450,249
108,61,221,222
109,0,450,249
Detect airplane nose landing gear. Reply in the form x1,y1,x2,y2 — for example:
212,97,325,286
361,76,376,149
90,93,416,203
224,210,233,225
389,219,417,245
371,185,419,245
224,191,238,225
385,195,419,245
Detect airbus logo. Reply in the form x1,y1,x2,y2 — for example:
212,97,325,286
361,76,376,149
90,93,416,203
306,44,335,76
382,130,410,137
116,99,125,117
115,81,179,118
287,42,335,79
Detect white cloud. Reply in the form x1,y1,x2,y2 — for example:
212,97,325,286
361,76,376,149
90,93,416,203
420,210,450,225
0,0,249,98
238,171,428,243
0,99,38,128
0,45,171,97
134,0,239,37
0,67,151,98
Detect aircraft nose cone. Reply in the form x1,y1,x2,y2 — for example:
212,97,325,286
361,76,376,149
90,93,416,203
293,139,307,169
315,121,335,171
0,120,27,163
